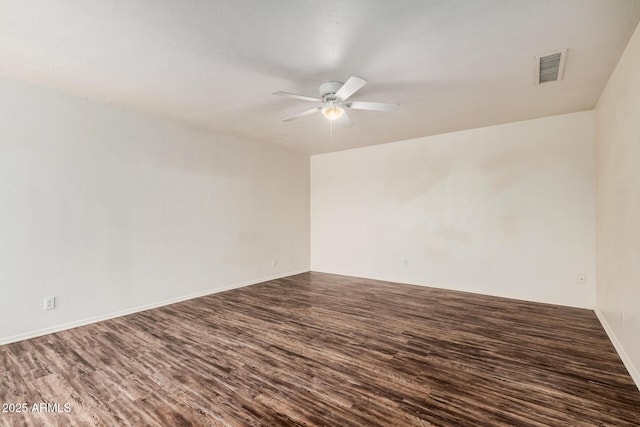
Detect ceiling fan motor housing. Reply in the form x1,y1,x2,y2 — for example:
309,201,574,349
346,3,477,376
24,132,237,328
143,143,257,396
319,81,344,102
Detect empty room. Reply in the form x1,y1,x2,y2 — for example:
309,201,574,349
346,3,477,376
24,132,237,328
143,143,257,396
1,1,640,425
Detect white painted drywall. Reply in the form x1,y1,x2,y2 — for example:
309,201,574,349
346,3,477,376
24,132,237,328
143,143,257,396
595,22,640,387
0,78,310,344
311,111,595,308
3,1,640,154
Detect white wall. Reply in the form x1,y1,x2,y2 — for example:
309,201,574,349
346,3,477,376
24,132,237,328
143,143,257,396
0,78,310,344
595,22,640,387
311,111,595,308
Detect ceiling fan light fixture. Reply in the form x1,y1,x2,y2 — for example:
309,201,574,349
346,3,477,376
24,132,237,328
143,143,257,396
321,102,344,121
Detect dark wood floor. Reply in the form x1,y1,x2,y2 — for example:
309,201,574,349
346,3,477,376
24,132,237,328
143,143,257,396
1,272,639,426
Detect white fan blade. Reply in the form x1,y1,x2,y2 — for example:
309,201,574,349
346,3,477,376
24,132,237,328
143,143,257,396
338,111,353,128
273,91,321,103
335,76,367,101
283,106,321,122
348,101,399,112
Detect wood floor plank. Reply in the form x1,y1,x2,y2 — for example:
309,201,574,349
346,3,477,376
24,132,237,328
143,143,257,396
1,272,639,426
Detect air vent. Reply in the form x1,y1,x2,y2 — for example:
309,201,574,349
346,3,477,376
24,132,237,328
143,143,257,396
535,49,567,85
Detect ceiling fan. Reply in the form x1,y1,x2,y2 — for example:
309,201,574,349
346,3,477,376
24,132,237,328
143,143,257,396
273,76,398,127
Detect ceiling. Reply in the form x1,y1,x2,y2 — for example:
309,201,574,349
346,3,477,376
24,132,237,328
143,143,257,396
2,1,640,154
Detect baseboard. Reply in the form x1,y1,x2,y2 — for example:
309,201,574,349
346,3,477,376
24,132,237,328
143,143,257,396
594,308,640,391
0,269,309,346
310,268,593,309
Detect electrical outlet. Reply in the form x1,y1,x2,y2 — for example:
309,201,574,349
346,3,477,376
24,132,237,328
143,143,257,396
272,258,278,267
403,259,409,267
44,297,56,311
577,273,586,284
621,311,625,322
